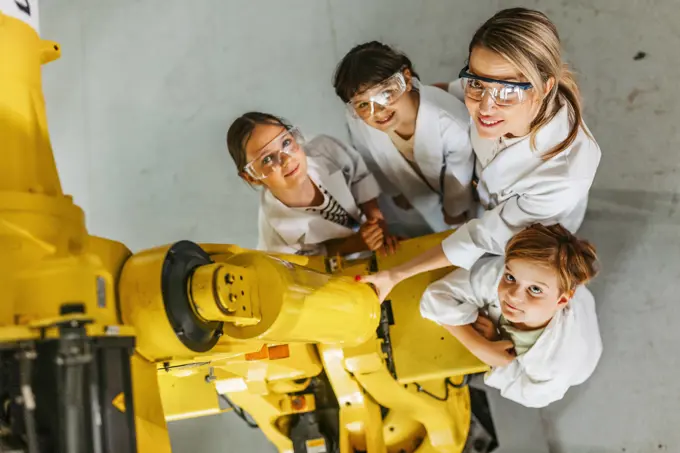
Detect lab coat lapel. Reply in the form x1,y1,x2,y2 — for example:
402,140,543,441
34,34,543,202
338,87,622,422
365,126,444,231
516,311,564,368
363,126,434,195
478,106,571,196
483,311,563,388
261,158,356,246
475,127,535,196
413,95,444,193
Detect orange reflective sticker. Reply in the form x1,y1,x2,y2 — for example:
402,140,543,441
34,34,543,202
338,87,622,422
267,344,290,360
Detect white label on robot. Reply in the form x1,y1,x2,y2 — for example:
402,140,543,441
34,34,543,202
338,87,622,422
305,438,327,453
0,0,40,33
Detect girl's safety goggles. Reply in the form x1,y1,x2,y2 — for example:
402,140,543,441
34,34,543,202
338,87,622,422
347,72,408,119
243,127,305,180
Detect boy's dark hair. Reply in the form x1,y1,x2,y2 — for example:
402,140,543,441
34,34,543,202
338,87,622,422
332,41,419,103
226,112,292,172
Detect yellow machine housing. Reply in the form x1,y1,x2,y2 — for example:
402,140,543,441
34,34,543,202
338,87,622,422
0,6,496,453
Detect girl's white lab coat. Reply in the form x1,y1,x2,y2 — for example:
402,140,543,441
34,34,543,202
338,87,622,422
420,255,602,408
346,84,475,236
257,135,381,255
443,81,602,269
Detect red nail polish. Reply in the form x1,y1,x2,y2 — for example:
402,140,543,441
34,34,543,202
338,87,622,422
354,275,362,282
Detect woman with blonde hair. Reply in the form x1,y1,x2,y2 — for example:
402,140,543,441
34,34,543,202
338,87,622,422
360,8,601,297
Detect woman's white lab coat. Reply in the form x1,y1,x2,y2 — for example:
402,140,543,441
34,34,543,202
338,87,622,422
257,135,381,255
420,255,602,408
441,81,601,269
346,84,475,237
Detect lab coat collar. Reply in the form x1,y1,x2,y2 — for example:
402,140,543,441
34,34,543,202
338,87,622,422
261,157,357,246
413,91,445,192
478,105,571,195
515,307,565,365
362,88,442,192
362,115,439,192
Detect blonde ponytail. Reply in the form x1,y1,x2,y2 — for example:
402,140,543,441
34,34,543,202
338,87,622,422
533,65,589,159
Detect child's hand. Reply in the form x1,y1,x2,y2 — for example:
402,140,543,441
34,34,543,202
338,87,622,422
358,218,384,252
393,194,413,211
482,340,516,368
372,218,400,256
380,233,400,256
472,315,498,341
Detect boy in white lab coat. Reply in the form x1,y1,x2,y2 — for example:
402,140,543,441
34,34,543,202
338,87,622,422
420,224,602,408
333,41,475,238
226,112,397,257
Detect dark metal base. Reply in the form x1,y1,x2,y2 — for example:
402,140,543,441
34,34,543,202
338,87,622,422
0,320,137,453
464,386,499,453
161,240,223,352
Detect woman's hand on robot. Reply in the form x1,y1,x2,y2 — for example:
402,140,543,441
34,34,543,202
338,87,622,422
355,271,397,303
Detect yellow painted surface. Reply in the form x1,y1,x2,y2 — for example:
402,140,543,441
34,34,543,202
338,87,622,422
376,232,489,382
1,12,481,453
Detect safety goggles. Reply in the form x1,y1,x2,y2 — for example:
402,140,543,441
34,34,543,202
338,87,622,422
242,127,305,180
347,72,408,119
458,65,533,106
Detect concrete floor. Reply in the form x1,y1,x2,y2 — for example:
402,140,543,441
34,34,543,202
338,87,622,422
40,0,680,452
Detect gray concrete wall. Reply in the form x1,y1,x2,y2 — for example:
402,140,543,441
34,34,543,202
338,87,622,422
40,1,680,452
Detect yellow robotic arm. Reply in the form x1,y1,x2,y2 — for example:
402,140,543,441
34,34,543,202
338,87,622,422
0,4,496,453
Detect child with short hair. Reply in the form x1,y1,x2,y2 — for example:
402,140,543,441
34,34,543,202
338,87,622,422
420,223,602,407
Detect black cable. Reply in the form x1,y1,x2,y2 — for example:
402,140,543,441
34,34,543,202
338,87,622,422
161,361,211,372
414,382,448,402
219,394,258,428
412,376,470,402
448,375,470,389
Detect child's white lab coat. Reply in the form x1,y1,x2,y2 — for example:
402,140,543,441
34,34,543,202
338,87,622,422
346,84,475,236
420,255,602,408
257,135,380,255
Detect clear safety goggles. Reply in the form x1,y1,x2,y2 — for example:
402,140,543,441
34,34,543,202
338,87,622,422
458,65,533,106
347,72,408,119
242,127,305,180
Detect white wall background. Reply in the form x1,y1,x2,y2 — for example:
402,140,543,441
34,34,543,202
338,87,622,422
40,1,680,452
